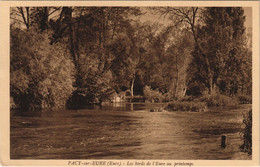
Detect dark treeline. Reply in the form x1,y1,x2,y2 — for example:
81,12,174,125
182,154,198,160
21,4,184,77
10,7,252,111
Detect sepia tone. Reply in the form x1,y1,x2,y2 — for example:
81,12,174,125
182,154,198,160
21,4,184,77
9,6,253,160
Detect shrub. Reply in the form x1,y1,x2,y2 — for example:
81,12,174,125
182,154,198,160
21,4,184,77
10,28,75,111
198,94,238,107
237,95,252,104
240,109,252,155
165,101,207,112
179,96,199,102
162,93,174,102
143,86,164,102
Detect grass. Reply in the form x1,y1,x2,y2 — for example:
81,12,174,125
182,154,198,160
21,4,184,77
198,94,239,107
180,94,241,107
165,93,251,112
165,101,207,112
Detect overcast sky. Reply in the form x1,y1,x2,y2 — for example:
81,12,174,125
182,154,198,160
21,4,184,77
139,7,252,30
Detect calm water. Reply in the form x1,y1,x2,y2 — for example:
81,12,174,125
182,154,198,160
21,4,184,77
10,103,251,159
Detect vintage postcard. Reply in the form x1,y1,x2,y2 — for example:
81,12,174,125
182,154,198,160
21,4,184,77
0,1,259,166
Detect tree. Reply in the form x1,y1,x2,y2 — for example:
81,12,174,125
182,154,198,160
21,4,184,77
11,7,61,31
191,7,249,95
166,29,194,99
156,7,251,96
109,31,138,96
10,27,75,110
151,7,202,97
49,7,142,103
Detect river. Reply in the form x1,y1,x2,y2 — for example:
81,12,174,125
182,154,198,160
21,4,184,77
10,103,251,159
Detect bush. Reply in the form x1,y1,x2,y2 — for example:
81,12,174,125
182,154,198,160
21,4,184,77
10,28,75,111
240,109,252,155
143,86,164,102
179,96,198,102
237,95,252,104
179,94,238,107
165,101,207,112
198,94,238,107
162,93,174,102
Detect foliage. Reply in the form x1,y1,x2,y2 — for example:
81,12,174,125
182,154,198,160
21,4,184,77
180,94,244,107
186,7,251,95
198,94,238,107
83,72,116,104
186,80,207,97
165,101,207,112
240,108,252,155
179,96,198,102
143,86,164,102
10,7,252,110
10,27,75,110
79,52,116,103
236,95,252,104
110,33,137,88
164,29,194,99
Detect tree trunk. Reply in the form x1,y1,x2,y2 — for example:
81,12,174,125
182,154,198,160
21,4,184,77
26,7,30,29
64,7,77,64
174,77,179,99
130,78,135,97
17,7,30,30
182,86,187,97
209,75,216,95
174,54,179,99
239,84,243,95
39,7,49,31
64,7,81,86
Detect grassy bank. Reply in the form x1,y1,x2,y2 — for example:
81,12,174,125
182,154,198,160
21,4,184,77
165,101,207,112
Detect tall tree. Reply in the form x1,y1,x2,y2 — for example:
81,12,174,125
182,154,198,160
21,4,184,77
192,7,249,95
166,29,194,99
156,7,250,96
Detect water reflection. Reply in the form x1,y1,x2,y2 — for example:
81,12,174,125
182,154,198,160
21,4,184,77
12,110,42,117
100,102,166,112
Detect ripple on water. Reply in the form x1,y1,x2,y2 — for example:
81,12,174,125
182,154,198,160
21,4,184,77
10,104,251,160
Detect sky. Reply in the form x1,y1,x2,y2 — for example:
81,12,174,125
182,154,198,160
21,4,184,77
139,7,252,30
12,7,252,32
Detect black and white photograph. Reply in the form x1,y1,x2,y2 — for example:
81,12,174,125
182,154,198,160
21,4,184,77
0,1,259,166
